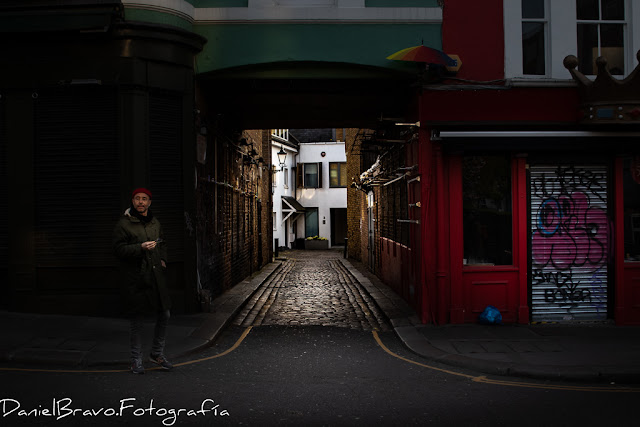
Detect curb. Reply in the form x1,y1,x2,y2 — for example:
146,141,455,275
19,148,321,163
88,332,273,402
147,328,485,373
393,325,640,384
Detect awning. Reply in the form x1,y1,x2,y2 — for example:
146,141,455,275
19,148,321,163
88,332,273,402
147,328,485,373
282,196,306,213
281,196,306,225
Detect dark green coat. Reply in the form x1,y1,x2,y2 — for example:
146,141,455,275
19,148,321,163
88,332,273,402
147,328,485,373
113,208,171,315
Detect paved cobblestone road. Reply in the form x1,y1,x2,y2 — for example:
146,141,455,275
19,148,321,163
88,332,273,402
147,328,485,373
233,250,390,331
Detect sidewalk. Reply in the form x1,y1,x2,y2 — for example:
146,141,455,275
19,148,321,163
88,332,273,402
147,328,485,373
1,254,640,385
0,262,282,369
342,256,640,385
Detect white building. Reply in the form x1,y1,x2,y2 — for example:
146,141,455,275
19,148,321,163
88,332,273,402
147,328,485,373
295,135,348,249
271,129,348,251
271,129,302,251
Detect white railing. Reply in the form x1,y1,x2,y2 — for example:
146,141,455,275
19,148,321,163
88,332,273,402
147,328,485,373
271,129,289,141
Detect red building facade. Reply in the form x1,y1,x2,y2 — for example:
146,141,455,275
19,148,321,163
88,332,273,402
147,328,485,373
356,0,640,325
422,0,640,325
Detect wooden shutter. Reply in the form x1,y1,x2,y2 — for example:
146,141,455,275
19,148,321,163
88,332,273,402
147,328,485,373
297,163,303,188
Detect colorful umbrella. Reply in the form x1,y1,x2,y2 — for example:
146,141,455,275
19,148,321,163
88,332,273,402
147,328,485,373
387,45,457,67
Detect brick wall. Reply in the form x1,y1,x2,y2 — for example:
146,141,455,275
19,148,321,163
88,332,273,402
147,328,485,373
345,128,362,261
194,116,273,309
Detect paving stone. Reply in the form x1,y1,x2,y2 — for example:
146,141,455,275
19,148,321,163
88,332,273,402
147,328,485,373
233,252,391,331
480,341,513,353
452,341,487,354
508,341,540,353
535,341,565,352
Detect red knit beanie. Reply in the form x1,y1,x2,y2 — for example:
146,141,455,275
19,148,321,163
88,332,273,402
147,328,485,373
131,187,152,199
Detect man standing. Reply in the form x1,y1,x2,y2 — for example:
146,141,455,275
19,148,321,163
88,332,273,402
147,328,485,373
113,188,173,374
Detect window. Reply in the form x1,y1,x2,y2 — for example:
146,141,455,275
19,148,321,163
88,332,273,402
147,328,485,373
273,212,277,231
463,156,513,266
505,0,634,80
623,156,640,261
329,162,347,187
577,0,626,75
304,163,319,188
522,0,548,75
272,165,277,193
283,167,289,188
298,163,322,188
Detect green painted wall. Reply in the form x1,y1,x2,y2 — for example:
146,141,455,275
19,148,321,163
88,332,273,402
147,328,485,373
365,0,440,6
124,8,193,31
192,1,438,6
193,23,442,74
192,0,247,6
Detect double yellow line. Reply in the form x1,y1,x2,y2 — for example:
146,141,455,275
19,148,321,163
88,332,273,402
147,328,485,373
371,330,639,393
1,326,638,393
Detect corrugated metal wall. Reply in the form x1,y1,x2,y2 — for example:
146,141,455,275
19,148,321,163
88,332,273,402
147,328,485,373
530,164,609,321
34,87,120,267
0,97,6,271
149,93,184,261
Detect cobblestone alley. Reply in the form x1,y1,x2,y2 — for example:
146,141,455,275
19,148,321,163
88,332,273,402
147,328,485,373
233,250,390,331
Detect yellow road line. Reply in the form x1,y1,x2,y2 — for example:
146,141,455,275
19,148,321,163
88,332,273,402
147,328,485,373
173,326,253,367
372,330,640,393
0,326,253,374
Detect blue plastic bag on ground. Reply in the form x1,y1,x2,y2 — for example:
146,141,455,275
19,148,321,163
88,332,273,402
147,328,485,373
478,305,502,325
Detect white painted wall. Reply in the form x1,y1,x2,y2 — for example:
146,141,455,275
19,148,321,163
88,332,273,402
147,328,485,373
504,0,640,81
272,141,298,250
296,141,347,247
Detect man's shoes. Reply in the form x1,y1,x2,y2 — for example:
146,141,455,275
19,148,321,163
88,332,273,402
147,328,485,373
131,359,145,374
149,354,174,370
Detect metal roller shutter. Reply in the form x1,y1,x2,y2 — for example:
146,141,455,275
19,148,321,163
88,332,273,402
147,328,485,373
34,86,119,267
0,98,6,269
149,93,184,261
530,164,609,321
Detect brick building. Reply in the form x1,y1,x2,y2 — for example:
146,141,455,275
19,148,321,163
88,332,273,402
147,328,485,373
194,120,273,309
346,125,422,313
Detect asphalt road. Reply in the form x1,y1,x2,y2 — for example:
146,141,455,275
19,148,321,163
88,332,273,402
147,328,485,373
1,324,638,426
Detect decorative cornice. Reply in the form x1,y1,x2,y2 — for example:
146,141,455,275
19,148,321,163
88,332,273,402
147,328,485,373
564,51,640,124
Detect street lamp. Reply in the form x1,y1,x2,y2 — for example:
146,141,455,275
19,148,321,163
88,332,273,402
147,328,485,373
277,146,287,171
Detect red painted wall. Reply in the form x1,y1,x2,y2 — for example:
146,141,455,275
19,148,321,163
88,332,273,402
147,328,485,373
421,88,580,124
442,0,505,82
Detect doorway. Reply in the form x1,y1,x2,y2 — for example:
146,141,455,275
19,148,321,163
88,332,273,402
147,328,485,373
330,208,347,247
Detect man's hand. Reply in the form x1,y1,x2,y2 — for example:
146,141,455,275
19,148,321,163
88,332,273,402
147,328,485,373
141,241,157,251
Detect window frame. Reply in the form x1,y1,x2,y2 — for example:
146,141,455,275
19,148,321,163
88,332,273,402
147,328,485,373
298,162,323,188
504,0,638,80
329,162,347,188
576,0,628,76
521,0,550,76
461,154,514,267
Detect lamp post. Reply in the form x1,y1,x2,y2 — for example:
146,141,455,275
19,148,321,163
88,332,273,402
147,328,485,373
277,146,287,171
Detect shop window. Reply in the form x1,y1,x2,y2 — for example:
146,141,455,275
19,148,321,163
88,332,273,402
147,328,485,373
463,155,513,265
623,156,640,260
329,162,347,187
